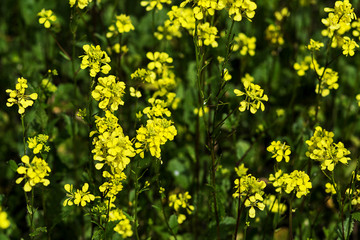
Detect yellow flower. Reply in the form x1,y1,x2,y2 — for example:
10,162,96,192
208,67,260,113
264,195,287,214
38,9,56,28
325,183,336,195
69,0,92,9
106,14,135,38
267,141,291,163
91,75,126,111
130,87,142,98
195,22,218,48
80,44,111,77
265,24,284,45
307,39,324,51
63,183,95,207
234,80,268,114
16,155,51,192
0,207,10,229
109,209,133,238
6,77,38,115
342,36,359,56
232,33,256,56
141,0,171,11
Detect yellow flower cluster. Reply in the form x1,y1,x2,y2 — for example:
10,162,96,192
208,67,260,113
27,134,50,154
106,14,135,38
37,9,56,29
141,0,171,11
167,6,195,33
315,68,339,97
80,44,111,77
342,36,359,56
131,68,157,83
6,77,38,115
322,0,356,37
109,209,133,238
234,79,268,114
227,0,257,22
306,126,351,171
233,174,266,218
269,170,312,198
325,182,336,195
154,20,182,41
41,79,57,94
232,33,256,56
265,24,284,46
267,141,291,163
147,52,173,72
99,171,126,198
264,195,287,214
63,183,95,207
0,207,10,229
195,22,218,48
135,99,177,159
91,111,135,172
274,7,290,22
91,75,126,111
293,56,317,76
307,39,324,51
169,192,194,224
16,155,51,192
69,0,92,9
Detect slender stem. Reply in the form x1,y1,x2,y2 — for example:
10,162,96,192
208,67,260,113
133,160,140,240
289,195,294,240
21,114,26,155
154,160,178,240
233,181,243,240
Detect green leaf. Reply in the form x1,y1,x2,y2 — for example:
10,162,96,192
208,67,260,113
168,214,178,234
29,226,47,237
352,212,360,222
59,51,71,61
9,160,18,172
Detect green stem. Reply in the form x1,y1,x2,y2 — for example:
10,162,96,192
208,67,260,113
21,114,26,155
133,160,140,240
289,195,294,240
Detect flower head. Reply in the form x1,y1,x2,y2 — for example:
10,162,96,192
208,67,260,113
38,9,56,28
6,77,38,114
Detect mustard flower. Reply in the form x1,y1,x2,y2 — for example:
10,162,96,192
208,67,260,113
154,20,182,40
69,0,92,9
234,80,268,114
265,24,284,45
342,36,359,56
193,107,209,117
307,39,324,51
146,52,173,73
274,7,290,22
233,174,266,218
195,22,218,48
227,0,257,22
356,94,360,107
141,0,171,11
169,192,194,223
131,68,156,83
28,134,50,154
267,141,291,163
222,69,232,81
129,87,142,98
41,79,57,93
0,207,10,229
322,0,356,33
183,0,225,20
92,75,126,111
235,163,248,177
99,171,126,198
80,44,111,77
167,6,195,32
269,170,312,198
352,19,360,40
16,155,51,192
241,73,254,83
109,209,133,237
232,33,256,56
63,183,95,207
38,9,56,29
325,183,336,195
91,111,135,172
106,14,135,38
6,77,38,115
264,195,287,214
306,126,351,171
315,68,339,97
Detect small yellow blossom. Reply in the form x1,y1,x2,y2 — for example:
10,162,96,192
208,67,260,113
38,9,56,29
325,183,336,195
234,80,268,114
141,0,171,11
267,141,291,163
130,87,142,98
80,44,111,77
0,207,10,229
6,77,38,115
106,14,135,38
342,36,359,56
63,183,95,207
109,209,133,237
69,0,92,9
16,155,51,192
307,39,324,51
